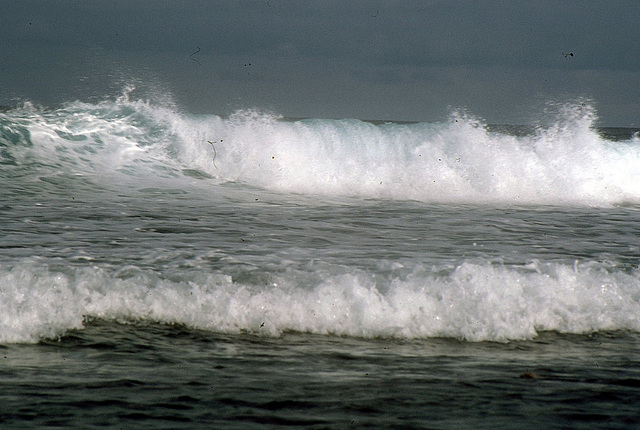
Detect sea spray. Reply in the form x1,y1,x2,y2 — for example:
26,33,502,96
186,107,640,205
2,97,639,205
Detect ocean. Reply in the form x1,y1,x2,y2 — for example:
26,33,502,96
1,91,640,428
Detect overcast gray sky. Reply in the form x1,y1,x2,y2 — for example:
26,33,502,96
2,0,639,125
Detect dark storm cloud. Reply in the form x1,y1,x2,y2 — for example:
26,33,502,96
1,0,639,125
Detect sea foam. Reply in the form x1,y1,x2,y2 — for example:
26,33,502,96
2,259,639,344
183,105,640,206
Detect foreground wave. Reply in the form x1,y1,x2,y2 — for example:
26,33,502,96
3,258,639,344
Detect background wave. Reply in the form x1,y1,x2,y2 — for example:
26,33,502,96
1,92,639,206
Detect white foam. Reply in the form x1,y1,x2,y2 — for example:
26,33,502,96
179,106,640,206
3,96,640,205
2,259,639,344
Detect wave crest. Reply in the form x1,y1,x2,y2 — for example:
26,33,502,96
2,95,639,205
2,259,639,344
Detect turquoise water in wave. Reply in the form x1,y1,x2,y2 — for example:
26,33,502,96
1,95,640,428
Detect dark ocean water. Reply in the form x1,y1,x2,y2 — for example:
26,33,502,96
3,324,640,429
1,95,640,428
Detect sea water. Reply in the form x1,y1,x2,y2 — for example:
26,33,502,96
1,93,640,428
